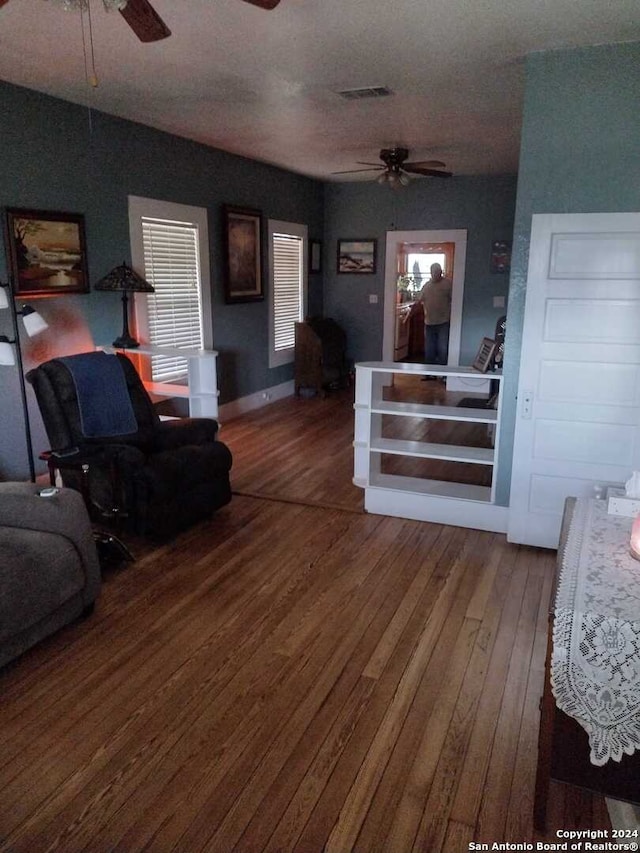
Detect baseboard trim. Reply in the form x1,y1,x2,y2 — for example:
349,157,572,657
219,380,294,422
363,487,509,533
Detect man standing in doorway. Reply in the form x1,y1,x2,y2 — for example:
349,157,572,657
417,262,452,366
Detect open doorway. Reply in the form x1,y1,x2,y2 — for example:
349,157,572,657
395,242,455,361
383,229,467,367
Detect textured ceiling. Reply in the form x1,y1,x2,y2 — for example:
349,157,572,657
0,0,639,181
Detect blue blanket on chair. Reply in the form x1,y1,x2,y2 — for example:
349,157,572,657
59,352,138,438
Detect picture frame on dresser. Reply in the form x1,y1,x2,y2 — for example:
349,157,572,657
472,337,497,373
222,205,263,303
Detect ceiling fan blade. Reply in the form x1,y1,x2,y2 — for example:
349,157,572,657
331,167,383,175
405,166,453,178
0,1,11,7
119,0,171,42
356,161,385,167
240,0,281,8
404,160,446,170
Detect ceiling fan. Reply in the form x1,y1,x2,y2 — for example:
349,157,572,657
0,0,281,43
333,147,453,187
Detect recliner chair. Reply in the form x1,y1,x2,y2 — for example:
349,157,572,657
26,351,232,539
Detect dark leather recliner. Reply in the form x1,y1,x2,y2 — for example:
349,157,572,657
26,351,232,539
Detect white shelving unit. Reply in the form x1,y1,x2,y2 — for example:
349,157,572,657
353,361,509,533
99,344,219,419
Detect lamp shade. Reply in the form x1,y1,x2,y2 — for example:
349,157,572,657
94,262,154,293
0,336,16,366
21,306,49,337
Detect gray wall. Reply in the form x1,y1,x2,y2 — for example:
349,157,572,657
497,41,640,505
0,81,324,480
323,176,517,365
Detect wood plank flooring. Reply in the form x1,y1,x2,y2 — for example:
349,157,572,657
0,388,611,852
221,388,363,512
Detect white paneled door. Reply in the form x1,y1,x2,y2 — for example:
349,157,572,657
508,212,640,548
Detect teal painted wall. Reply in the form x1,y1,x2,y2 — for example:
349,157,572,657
498,42,640,505
323,176,517,365
0,81,324,480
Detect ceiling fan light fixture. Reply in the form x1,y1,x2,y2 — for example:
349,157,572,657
377,172,389,185
54,0,128,10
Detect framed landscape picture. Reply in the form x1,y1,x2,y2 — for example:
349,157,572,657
337,239,377,274
4,207,89,296
223,205,263,303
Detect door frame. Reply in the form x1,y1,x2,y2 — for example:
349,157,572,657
383,229,467,364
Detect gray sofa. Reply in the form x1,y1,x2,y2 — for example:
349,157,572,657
0,482,101,668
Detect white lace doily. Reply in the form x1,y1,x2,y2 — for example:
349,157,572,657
551,498,640,766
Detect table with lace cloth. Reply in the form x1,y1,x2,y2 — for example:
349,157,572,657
551,497,640,767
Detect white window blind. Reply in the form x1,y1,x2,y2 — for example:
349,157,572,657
141,217,203,382
273,232,303,352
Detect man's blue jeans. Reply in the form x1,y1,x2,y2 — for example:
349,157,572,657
424,322,450,364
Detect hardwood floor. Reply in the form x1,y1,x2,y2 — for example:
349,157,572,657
221,387,363,512
0,389,611,852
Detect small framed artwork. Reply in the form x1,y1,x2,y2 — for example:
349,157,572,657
223,205,263,303
4,207,89,297
309,239,322,274
490,239,512,274
472,337,498,373
337,239,377,274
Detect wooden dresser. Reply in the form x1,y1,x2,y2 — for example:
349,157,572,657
534,497,640,829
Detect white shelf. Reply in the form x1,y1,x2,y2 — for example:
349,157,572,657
371,437,495,466
367,399,497,424
353,361,506,530
357,361,502,379
146,381,190,399
99,344,219,419
370,473,493,503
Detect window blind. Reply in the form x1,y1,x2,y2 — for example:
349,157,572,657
141,217,203,382
273,233,303,352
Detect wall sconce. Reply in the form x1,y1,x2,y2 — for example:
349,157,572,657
0,277,49,482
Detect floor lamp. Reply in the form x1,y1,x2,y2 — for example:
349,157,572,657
0,278,48,482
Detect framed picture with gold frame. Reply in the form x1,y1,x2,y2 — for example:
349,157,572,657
222,205,263,303
4,207,89,297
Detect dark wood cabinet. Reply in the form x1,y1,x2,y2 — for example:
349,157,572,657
294,318,348,397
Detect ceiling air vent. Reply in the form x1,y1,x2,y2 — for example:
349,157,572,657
337,86,394,100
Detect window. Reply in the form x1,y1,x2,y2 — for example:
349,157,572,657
398,241,454,296
129,196,212,383
268,220,308,368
